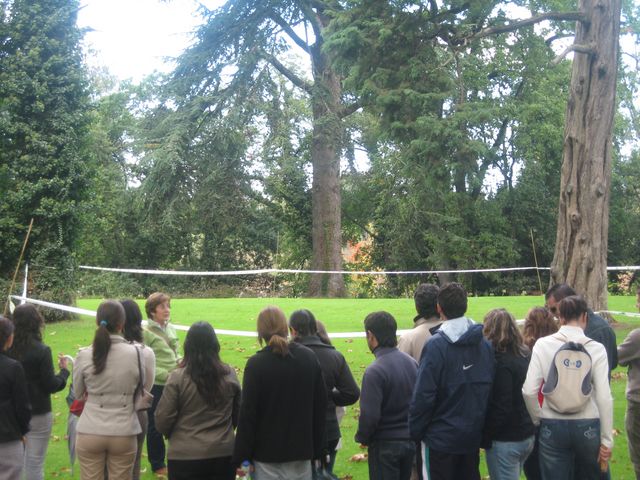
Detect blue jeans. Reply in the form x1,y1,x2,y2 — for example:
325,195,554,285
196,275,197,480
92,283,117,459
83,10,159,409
368,439,415,480
485,436,534,480
538,418,602,480
146,384,166,472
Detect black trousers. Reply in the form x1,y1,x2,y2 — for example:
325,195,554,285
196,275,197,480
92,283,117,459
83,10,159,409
424,447,480,480
168,456,235,480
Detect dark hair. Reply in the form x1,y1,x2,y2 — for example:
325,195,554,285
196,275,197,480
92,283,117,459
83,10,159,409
0,316,15,351
257,306,289,356
414,284,439,318
145,292,170,320
545,284,576,302
121,299,143,343
289,309,318,338
483,309,528,357
437,283,468,319
92,300,126,375
523,307,558,350
558,295,588,324
8,304,44,361
180,322,231,406
315,319,333,345
364,311,397,348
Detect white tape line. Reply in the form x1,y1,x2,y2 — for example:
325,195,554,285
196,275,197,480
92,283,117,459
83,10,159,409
597,310,640,318
12,296,97,317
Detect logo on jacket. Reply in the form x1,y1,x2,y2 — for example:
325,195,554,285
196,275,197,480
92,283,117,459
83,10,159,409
462,364,473,370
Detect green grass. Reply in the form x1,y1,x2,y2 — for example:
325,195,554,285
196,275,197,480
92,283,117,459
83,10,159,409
37,295,639,479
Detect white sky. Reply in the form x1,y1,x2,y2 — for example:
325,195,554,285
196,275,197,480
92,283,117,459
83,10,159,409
77,0,216,81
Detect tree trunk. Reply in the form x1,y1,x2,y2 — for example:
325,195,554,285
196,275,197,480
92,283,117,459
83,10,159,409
550,0,621,310
307,48,346,297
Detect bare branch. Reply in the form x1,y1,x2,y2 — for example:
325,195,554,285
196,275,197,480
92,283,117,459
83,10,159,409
340,101,361,119
261,50,314,94
551,43,596,66
269,11,311,53
466,11,585,42
298,0,323,40
545,33,574,46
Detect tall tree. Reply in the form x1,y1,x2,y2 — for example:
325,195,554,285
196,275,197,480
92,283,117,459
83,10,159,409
550,0,621,309
0,0,89,318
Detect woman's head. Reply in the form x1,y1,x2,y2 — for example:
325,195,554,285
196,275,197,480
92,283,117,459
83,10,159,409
8,304,44,360
557,295,589,326
145,292,170,324
257,306,289,356
120,299,143,343
483,308,527,356
92,300,126,375
315,319,332,345
523,307,558,349
184,322,221,359
289,309,318,338
0,316,15,352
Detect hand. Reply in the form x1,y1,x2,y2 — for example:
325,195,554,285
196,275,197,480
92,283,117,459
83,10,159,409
598,444,612,463
58,354,68,370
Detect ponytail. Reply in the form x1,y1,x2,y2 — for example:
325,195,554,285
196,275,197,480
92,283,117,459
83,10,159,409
257,306,290,357
268,334,290,357
92,300,125,374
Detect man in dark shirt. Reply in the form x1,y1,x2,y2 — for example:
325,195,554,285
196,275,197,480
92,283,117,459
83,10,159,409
356,311,418,480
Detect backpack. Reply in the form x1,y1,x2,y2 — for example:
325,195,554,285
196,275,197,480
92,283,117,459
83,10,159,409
541,333,594,414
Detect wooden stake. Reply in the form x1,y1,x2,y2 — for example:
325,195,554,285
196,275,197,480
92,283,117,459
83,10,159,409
4,218,34,316
530,228,544,296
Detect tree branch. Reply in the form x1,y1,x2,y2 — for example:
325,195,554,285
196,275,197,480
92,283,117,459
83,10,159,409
551,43,596,66
298,0,323,40
261,51,314,94
339,101,361,119
465,11,585,42
269,11,311,53
545,33,574,46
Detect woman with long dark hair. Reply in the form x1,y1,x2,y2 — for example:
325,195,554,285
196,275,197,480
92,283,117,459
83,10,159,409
120,300,155,480
73,300,142,480
7,304,69,480
155,322,240,480
233,306,327,480
481,309,535,480
0,315,31,480
522,296,613,480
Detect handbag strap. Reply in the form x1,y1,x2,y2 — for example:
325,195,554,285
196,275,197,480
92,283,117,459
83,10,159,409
134,345,144,400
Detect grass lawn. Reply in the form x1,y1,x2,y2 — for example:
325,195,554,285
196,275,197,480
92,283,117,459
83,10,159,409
35,295,639,479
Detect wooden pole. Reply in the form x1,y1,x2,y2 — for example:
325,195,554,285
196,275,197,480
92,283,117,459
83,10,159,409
4,218,34,316
530,228,544,296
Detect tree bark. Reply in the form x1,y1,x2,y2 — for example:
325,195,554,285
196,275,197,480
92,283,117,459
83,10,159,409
307,44,346,297
550,0,621,310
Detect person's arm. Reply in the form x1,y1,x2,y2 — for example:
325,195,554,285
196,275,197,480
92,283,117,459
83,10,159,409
142,347,156,393
72,349,88,399
408,344,441,442
522,345,544,426
618,329,640,367
232,358,259,466
355,366,383,446
154,371,179,437
592,345,614,449
482,362,514,446
231,372,241,428
12,363,32,435
312,361,328,460
332,354,360,407
38,345,69,394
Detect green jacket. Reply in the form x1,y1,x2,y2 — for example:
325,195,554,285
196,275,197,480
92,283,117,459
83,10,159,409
143,321,179,386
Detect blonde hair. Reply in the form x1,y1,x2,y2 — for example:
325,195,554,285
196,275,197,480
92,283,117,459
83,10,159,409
483,308,527,357
523,307,558,350
257,306,289,356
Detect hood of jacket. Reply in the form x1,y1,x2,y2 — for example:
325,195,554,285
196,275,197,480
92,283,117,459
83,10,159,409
439,317,483,345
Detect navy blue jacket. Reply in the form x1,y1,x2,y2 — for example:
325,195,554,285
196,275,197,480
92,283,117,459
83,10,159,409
355,347,418,445
585,310,618,372
409,320,495,454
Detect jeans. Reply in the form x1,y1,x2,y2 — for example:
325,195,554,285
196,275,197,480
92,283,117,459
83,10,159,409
626,400,640,479
146,384,166,472
538,418,602,480
368,439,415,480
485,436,534,480
0,439,25,480
23,412,53,480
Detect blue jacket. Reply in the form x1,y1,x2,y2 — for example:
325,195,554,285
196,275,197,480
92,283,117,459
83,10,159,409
409,317,495,454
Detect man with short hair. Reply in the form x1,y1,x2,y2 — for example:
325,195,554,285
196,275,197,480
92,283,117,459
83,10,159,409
409,283,495,480
398,284,441,362
356,311,418,480
545,283,618,372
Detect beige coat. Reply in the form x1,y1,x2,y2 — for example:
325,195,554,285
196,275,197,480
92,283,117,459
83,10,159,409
398,316,442,362
74,335,142,436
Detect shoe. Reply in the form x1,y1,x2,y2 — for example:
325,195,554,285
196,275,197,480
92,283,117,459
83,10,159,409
153,467,168,477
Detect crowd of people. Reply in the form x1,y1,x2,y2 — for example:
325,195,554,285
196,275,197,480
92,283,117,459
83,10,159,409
0,282,638,480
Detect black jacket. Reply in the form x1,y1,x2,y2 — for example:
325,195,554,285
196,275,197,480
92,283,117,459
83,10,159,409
232,342,327,465
585,310,618,372
297,335,360,443
15,341,69,415
0,352,31,442
482,350,534,447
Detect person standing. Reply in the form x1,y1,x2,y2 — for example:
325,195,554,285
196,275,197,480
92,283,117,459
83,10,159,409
233,306,327,480
398,284,441,362
0,315,31,480
155,322,241,480
617,285,640,479
409,283,495,480
143,292,179,476
74,300,142,479
7,304,69,480
356,311,418,480
289,309,360,477
522,295,613,480
481,309,535,480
